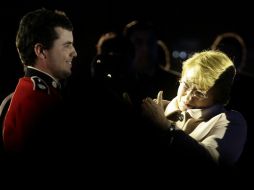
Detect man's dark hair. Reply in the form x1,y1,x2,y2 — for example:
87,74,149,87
16,8,73,66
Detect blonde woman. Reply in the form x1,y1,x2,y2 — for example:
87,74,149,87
141,50,247,166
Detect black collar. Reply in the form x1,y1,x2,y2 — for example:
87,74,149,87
25,67,61,90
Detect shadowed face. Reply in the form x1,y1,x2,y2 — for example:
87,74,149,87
130,30,158,71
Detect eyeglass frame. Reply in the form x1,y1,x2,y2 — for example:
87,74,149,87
178,80,208,100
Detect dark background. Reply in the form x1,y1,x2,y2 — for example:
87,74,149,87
1,0,253,100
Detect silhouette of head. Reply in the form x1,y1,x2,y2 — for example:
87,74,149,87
91,32,134,80
211,32,247,73
123,20,159,72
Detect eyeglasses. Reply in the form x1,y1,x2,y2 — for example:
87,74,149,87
179,80,208,100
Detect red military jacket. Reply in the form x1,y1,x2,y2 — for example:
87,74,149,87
3,67,62,153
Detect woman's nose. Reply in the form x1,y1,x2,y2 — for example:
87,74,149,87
185,89,194,101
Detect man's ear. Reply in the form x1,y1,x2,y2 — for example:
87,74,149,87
34,43,46,59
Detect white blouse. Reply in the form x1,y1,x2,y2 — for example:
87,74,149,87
164,97,247,165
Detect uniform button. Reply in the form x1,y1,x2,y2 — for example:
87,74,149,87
38,83,46,90
52,81,58,88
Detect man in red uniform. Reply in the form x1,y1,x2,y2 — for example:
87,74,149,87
2,8,77,154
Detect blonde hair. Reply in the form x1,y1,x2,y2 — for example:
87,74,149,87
182,50,236,104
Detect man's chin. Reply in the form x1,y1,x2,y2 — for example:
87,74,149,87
62,71,72,79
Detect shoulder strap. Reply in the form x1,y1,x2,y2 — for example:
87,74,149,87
0,92,14,118
0,92,14,131
0,92,14,152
